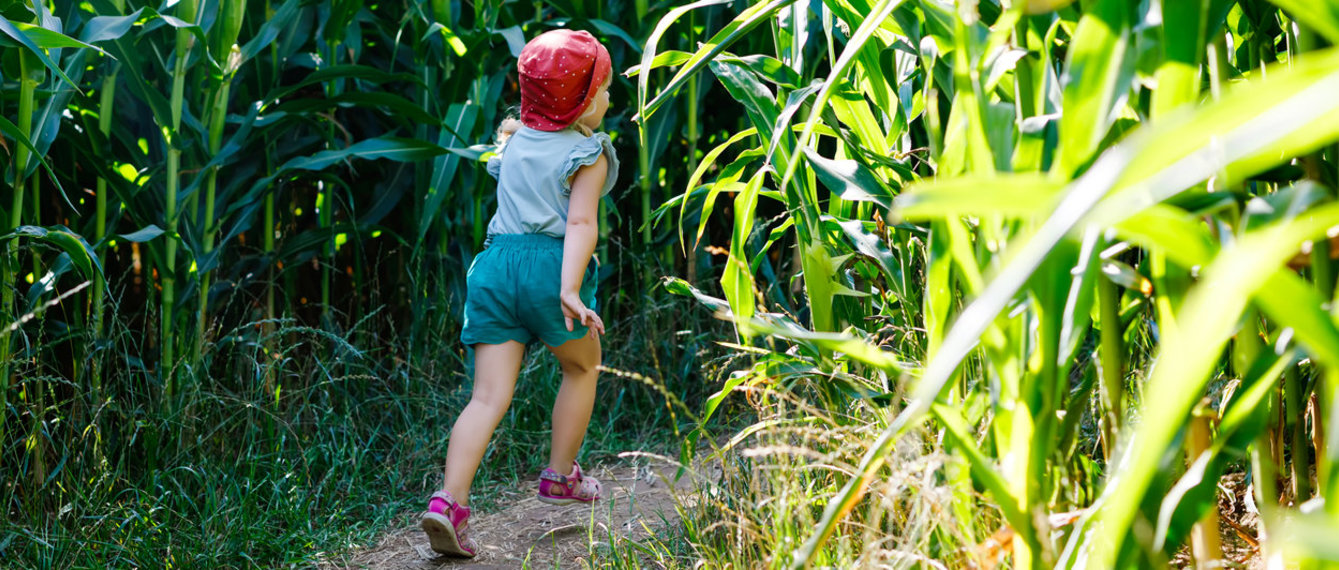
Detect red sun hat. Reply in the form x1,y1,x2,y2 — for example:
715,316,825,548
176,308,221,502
518,30,612,131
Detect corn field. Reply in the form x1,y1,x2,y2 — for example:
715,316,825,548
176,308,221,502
5,0,1339,567
642,0,1339,567
0,0,717,566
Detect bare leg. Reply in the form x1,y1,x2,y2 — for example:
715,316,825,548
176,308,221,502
442,341,526,506
544,334,601,473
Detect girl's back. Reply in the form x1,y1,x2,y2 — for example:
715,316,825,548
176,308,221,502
486,126,618,240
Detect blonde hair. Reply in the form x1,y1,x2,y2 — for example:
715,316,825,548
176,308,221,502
495,116,522,147
572,119,594,138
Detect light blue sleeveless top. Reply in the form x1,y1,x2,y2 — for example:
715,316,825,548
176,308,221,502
485,126,619,239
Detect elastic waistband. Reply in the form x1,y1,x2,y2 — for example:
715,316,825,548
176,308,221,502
486,233,564,250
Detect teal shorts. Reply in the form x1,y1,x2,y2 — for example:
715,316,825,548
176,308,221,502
461,234,598,347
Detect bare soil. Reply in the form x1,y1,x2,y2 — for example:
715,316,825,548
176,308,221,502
319,461,693,570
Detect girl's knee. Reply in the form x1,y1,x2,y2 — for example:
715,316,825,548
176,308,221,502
559,355,600,377
469,388,513,415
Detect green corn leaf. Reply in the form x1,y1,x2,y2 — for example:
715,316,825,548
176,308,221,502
493,26,526,57
1268,0,1339,44
274,222,366,262
271,92,442,127
1241,181,1331,233
717,54,804,88
828,83,894,157
721,170,766,336
0,116,66,199
136,6,221,72
0,16,84,92
417,103,479,249
1255,272,1339,366
584,19,642,54
422,22,468,56
78,8,143,43
1151,0,1206,116
23,253,75,314
807,45,1339,570
747,318,909,370
2,226,103,281
798,241,837,332
803,147,894,209
264,65,425,104
279,137,450,172
680,129,759,248
688,152,760,248
176,103,264,203
773,0,904,266
895,173,1064,219
1153,350,1290,552
931,403,1026,530
636,0,793,123
709,60,780,141
662,276,733,318
239,0,299,61
1279,514,1339,559
10,20,106,52
831,219,903,299
1056,0,1133,176
1095,49,1339,223
766,83,824,164
703,368,754,425
102,39,174,136
1218,351,1294,455
1058,229,1103,362
1064,202,1339,568
1110,204,1216,267
623,50,691,77
1112,200,1339,365
117,226,166,244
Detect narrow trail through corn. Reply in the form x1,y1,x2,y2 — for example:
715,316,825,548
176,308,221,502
320,462,692,569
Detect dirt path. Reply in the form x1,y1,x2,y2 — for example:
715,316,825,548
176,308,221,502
320,460,693,569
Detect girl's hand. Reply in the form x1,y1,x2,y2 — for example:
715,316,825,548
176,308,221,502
561,291,605,338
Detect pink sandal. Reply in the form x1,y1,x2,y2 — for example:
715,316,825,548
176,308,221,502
420,490,478,558
537,461,602,505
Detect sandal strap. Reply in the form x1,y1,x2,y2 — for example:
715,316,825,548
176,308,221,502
428,490,471,526
538,462,601,501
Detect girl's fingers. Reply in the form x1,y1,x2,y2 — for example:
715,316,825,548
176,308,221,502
561,296,604,335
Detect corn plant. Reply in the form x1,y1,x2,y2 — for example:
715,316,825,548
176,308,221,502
646,0,1339,567
0,1,113,473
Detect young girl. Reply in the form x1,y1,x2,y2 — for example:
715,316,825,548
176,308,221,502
419,29,618,558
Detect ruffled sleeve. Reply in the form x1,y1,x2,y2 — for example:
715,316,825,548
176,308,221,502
486,152,504,180
560,132,619,197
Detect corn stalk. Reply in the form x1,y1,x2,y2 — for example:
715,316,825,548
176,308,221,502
162,0,197,403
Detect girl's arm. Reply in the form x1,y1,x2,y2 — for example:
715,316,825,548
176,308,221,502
560,154,609,336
